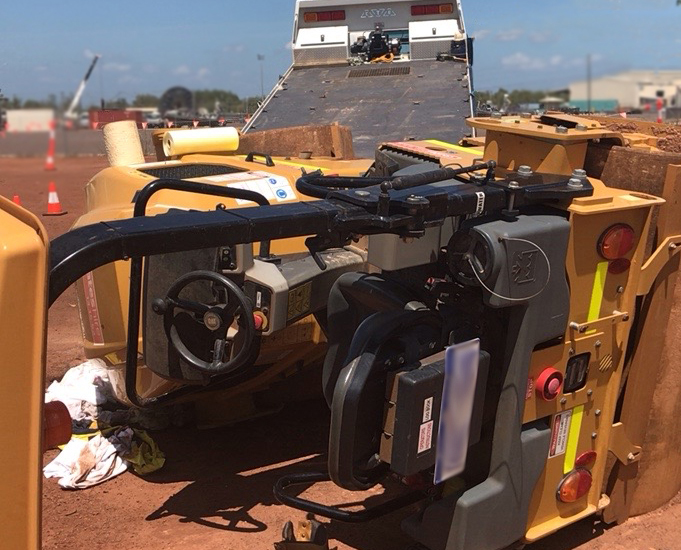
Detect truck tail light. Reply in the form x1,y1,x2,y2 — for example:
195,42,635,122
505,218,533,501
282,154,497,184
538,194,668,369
597,224,635,260
575,450,597,469
411,3,454,16
303,10,346,23
557,469,592,503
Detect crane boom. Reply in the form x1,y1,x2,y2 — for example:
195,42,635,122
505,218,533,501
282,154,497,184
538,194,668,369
64,54,100,120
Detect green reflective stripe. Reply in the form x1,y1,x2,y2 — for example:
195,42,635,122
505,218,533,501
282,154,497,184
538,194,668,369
564,405,585,474
587,262,609,322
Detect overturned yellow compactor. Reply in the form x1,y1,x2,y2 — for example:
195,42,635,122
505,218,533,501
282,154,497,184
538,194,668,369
4,113,681,550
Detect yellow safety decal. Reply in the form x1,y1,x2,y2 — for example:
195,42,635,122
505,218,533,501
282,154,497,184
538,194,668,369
587,261,609,322
564,405,585,474
425,139,484,156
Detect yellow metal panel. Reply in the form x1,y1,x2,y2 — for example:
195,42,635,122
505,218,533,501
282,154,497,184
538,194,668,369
0,197,48,550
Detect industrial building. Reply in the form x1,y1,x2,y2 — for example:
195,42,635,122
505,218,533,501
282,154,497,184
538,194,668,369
570,70,681,112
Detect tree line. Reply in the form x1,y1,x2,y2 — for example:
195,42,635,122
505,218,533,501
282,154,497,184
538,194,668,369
2,89,264,113
475,89,569,109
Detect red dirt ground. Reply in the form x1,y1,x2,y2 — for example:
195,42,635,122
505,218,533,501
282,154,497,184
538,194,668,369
1,157,679,550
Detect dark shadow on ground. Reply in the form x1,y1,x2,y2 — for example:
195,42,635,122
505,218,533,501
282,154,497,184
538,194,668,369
140,397,618,550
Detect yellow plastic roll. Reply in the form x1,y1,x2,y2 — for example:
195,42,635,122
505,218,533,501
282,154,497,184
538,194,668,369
162,126,240,157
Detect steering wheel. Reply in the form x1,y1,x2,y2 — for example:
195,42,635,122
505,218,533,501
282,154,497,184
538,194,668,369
151,270,256,376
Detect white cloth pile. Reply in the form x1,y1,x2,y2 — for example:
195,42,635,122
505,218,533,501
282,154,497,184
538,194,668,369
43,429,133,489
43,360,166,489
44,359,115,421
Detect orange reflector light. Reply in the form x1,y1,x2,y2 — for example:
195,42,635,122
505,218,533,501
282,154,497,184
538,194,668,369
557,468,592,503
303,10,345,23
412,4,454,15
575,450,598,469
598,224,635,260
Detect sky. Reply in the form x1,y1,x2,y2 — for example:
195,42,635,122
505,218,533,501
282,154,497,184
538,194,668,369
1,0,681,105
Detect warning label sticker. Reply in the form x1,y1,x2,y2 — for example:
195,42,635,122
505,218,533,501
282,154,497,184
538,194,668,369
423,397,434,423
418,421,434,454
83,271,104,345
549,410,572,458
287,282,312,321
204,171,295,204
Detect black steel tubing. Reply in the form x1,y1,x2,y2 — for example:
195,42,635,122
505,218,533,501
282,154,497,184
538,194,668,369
133,178,272,257
297,175,386,199
380,160,496,193
273,472,427,523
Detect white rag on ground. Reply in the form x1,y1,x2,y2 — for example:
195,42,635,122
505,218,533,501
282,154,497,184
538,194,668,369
44,359,115,421
43,433,129,489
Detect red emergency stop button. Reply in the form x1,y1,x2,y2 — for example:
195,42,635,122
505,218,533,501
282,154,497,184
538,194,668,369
536,368,563,401
253,312,265,331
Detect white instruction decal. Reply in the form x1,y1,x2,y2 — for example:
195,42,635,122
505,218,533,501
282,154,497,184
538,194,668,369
204,171,294,204
549,410,572,458
423,397,434,423
475,191,485,216
418,421,434,454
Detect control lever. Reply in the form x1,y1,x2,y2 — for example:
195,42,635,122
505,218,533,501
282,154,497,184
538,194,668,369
305,232,349,271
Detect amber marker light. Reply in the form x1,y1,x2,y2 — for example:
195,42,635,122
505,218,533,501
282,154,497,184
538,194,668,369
557,469,593,503
597,224,635,260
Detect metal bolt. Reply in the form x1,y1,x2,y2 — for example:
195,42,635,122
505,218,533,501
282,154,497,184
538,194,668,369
398,357,405,365
623,315,630,322
492,112,502,119
355,190,370,197
517,165,533,177
569,321,580,330
595,409,602,416
556,125,569,134
617,286,625,294
569,348,575,356
627,452,636,462
521,112,532,119
587,389,594,397
560,397,567,405
406,195,425,204
508,180,520,189
591,432,598,440
575,124,588,131
579,325,588,333
568,177,584,189
670,243,678,250
595,340,602,348
572,169,587,179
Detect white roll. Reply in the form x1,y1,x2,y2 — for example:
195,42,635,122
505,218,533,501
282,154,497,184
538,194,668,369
103,120,145,166
162,127,240,157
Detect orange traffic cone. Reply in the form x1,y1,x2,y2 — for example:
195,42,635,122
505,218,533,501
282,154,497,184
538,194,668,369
43,182,67,216
45,120,56,171
11,195,21,206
